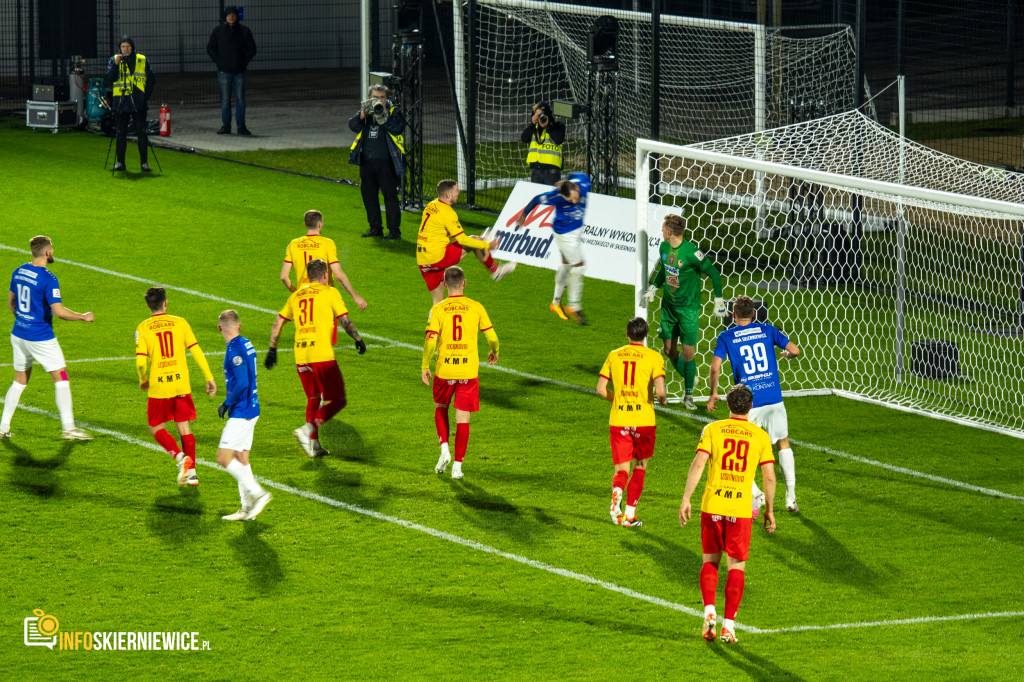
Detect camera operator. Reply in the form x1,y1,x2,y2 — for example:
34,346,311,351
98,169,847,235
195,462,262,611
348,85,407,240
520,101,565,185
105,35,154,172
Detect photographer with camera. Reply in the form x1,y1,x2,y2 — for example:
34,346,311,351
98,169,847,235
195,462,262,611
105,35,155,172
520,101,565,185
348,85,407,240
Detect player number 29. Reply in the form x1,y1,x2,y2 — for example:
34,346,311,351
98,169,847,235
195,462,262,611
739,342,769,375
721,438,749,472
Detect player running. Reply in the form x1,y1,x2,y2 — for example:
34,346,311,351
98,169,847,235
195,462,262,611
418,179,515,306
215,310,272,521
266,259,366,457
515,171,591,325
135,287,217,485
680,383,776,644
280,209,367,310
708,294,802,513
596,316,667,527
2,235,94,440
640,213,727,410
421,266,499,480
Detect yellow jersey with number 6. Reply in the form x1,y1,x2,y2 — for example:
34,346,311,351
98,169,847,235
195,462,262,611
425,295,494,380
278,283,348,364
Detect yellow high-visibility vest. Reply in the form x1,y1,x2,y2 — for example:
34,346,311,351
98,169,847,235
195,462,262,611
526,127,562,168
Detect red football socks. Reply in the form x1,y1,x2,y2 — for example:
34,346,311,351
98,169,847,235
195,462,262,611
724,569,745,620
434,406,450,444
153,428,180,458
305,397,319,424
181,433,196,468
314,399,346,427
612,470,628,492
626,468,646,507
700,562,719,607
454,422,469,462
482,254,497,273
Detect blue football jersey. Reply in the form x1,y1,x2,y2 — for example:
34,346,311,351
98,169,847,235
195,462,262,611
524,171,591,234
9,263,61,341
713,322,791,408
223,335,260,419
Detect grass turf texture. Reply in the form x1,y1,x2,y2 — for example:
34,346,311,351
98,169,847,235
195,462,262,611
2,119,1024,679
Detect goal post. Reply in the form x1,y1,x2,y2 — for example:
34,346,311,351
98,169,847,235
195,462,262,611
635,111,1024,439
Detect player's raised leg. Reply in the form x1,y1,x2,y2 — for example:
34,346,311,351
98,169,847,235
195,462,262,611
550,261,571,320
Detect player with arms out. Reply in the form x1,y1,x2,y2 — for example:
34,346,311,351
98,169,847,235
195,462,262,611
135,287,217,485
515,171,591,325
266,258,366,457
708,294,802,513
1,235,93,440
421,266,499,480
596,316,667,527
418,179,515,306
680,383,776,644
280,209,367,310
640,213,727,410
215,309,272,521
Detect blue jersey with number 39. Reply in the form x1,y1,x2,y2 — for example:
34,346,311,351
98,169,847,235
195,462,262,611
713,322,790,408
9,263,62,342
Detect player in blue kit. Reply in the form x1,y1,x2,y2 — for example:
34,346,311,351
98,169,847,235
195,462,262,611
707,295,802,514
515,171,592,325
1,236,94,440
215,309,272,521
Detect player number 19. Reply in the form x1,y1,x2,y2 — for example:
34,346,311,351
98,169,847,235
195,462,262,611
16,283,31,313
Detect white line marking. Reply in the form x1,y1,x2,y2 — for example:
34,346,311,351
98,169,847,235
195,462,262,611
2,242,1019,504
756,610,1024,634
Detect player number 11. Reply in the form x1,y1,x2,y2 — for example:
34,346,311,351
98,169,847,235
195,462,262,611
622,360,637,387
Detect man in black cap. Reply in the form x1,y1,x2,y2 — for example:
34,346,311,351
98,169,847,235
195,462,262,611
105,35,155,172
207,6,258,135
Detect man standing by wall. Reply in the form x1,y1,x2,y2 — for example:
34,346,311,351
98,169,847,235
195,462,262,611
207,5,257,136
349,85,407,240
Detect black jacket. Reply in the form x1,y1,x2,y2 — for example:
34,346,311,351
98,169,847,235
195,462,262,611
104,44,155,113
207,22,257,74
348,104,408,177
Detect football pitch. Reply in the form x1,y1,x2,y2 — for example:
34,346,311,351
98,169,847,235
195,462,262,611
2,120,1023,679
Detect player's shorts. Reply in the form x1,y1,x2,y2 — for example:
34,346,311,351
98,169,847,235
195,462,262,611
218,416,259,452
657,304,700,345
554,230,584,265
749,401,788,444
10,334,67,373
297,361,347,404
419,243,467,290
609,425,656,465
432,376,480,412
147,394,197,427
701,511,753,561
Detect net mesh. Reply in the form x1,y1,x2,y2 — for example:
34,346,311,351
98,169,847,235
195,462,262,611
637,113,1024,437
471,0,857,190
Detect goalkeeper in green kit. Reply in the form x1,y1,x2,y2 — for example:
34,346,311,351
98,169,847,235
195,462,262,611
640,213,726,409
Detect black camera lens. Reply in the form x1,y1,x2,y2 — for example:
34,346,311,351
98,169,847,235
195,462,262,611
538,114,548,124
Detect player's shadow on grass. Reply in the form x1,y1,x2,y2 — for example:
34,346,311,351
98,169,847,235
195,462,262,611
447,479,531,540
111,172,167,182
317,420,376,465
376,237,416,257
708,644,806,682
228,521,284,593
619,533,702,584
146,490,214,546
5,440,74,499
762,515,879,590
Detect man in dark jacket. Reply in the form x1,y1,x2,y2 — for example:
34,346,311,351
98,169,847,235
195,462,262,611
348,85,407,240
207,6,257,135
105,35,155,172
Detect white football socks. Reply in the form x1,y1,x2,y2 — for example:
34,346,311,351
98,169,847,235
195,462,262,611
226,460,265,499
704,605,716,617
553,264,571,304
1,381,27,431
440,442,451,458
778,448,796,500
566,266,584,308
54,380,75,430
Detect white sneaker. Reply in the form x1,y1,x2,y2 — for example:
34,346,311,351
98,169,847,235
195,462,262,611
682,396,696,411
786,499,800,513
293,425,315,457
610,487,623,524
0,429,12,438
222,509,248,521
435,449,451,474
451,461,464,479
244,492,273,520
491,261,516,282
61,427,93,441
174,453,188,485
311,439,330,457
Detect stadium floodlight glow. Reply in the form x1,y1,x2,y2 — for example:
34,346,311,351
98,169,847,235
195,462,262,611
634,111,1024,439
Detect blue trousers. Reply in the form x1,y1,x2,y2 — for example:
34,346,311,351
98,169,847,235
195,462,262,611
217,71,247,127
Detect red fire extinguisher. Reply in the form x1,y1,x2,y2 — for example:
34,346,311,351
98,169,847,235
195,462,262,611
159,103,170,137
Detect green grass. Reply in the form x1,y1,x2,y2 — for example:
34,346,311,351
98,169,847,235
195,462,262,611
1,118,1024,679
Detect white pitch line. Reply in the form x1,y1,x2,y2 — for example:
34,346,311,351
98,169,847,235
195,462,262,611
2,242,1020,505
756,610,1024,634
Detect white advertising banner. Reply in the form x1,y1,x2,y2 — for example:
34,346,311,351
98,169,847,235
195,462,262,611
490,181,679,286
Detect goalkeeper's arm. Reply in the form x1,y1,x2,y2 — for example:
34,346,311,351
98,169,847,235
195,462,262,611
700,257,724,298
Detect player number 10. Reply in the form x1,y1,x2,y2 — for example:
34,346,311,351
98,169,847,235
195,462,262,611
156,331,174,358
721,438,749,472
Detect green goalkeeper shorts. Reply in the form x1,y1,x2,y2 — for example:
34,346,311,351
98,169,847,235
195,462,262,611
658,304,700,345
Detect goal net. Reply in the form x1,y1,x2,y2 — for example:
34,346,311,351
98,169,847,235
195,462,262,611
458,0,858,195
635,110,1024,439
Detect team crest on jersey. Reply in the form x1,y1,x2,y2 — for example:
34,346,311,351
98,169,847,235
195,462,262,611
694,251,704,261
52,288,60,297
232,356,243,366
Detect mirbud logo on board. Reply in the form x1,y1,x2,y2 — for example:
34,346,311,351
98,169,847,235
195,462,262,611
23,609,211,652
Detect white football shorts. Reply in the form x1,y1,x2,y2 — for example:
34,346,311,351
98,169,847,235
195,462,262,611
218,416,259,452
554,230,584,265
10,334,67,373
748,401,788,444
